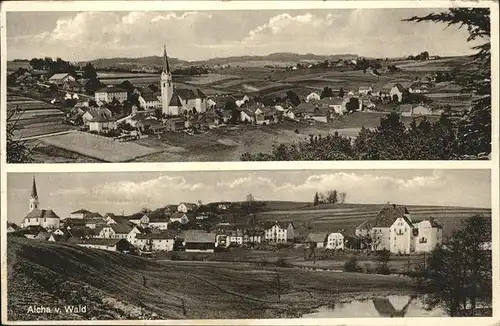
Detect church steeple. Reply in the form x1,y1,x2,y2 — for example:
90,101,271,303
29,175,39,212
163,44,170,73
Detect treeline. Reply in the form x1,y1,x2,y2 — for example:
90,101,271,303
240,112,489,161
29,57,77,75
313,190,347,205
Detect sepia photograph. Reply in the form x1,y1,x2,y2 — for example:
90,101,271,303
5,169,493,320
4,6,493,163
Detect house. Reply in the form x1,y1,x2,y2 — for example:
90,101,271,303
138,93,162,111
48,73,75,85
234,94,250,107
389,215,417,255
412,105,434,116
326,232,345,250
89,115,117,133
7,222,20,233
169,212,189,225
307,233,328,248
34,230,50,241
21,176,61,230
264,221,295,243
371,204,410,251
148,216,170,230
127,226,146,247
95,86,128,103
355,220,372,237
61,218,87,228
177,203,198,213
23,226,48,239
361,98,376,110
97,223,133,239
240,109,255,123
215,234,230,248
409,82,430,94
183,230,216,253
128,214,150,227
306,92,321,102
321,97,345,115
230,230,244,245
68,209,95,219
62,80,84,93
84,217,106,229
48,232,71,243
389,84,406,102
283,109,296,120
74,238,133,252
358,86,373,95
413,218,443,253
82,108,113,126
136,231,177,252
244,229,263,244
217,203,231,211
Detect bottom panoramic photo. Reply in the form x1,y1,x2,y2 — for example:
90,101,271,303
5,169,492,321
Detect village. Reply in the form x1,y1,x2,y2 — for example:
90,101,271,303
8,176,448,265
7,46,455,162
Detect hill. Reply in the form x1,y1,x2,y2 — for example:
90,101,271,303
7,237,416,321
229,202,492,238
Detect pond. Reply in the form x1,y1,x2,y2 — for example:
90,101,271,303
303,295,448,318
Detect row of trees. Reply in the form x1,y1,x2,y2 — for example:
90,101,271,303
29,57,76,74
313,190,347,205
407,51,430,61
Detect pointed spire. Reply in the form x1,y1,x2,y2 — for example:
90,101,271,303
163,44,170,73
31,175,38,199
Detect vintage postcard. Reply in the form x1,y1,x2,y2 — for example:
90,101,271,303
1,0,499,326
3,169,494,322
3,2,497,163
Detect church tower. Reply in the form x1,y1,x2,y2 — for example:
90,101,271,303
160,45,174,115
29,175,39,212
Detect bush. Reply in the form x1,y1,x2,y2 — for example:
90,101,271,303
376,266,391,275
344,257,361,272
170,253,181,261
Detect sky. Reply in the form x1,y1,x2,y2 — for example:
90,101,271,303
6,8,483,61
6,170,491,224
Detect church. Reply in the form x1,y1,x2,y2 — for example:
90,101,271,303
160,46,208,116
20,176,61,229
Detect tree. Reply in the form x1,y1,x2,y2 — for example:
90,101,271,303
286,90,301,107
338,88,345,98
82,62,98,80
345,97,359,113
339,192,347,204
318,192,325,204
313,192,320,206
327,190,338,204
418,214,491,316
320,87,334,99
404,8,491,157
243,193,256,225
376,249,391,274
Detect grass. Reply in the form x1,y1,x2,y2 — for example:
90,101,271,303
40,131,164,162
7,237,417,320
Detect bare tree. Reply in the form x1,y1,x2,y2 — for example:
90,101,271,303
339,192,347,204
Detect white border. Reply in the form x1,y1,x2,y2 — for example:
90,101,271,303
1,1,499,325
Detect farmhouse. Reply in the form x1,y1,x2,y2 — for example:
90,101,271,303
148,216,170,230
240,109,255,123
97,223,133,239
7,222,20,233
82,108,113,126
73,238,133,252
399,104,414,117
183,230,216,253
95,86,128,104
307,233,328,248
68,209,101,219
169,212,189,224
178,203,198,213
128,213,150,227
88,115,118,133
371,204,410,251
409,82,430,94
138,93,162,110
264,221,295,243
358,86,373,95
355,220,372,237
413,218,443,253
85,218,106,229
48,73,75,85
136,231,177,252
326,232,345,250
320,97,345,115
381,83,406,102
160,46,208,116
389,215,416,255
20,176,61,230
412,105,434,116
126,226,145,247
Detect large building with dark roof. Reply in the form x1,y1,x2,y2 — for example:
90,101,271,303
21,176,61,229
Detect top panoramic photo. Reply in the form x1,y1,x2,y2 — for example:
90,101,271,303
5,6,493,163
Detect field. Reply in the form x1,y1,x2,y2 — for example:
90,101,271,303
39,131,164,162
247,203,491,239
7,237,417,320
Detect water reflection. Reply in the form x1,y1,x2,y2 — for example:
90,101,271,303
303,295,448,318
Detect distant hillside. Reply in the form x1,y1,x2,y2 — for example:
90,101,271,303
7,237,415,321
77,52,359,69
